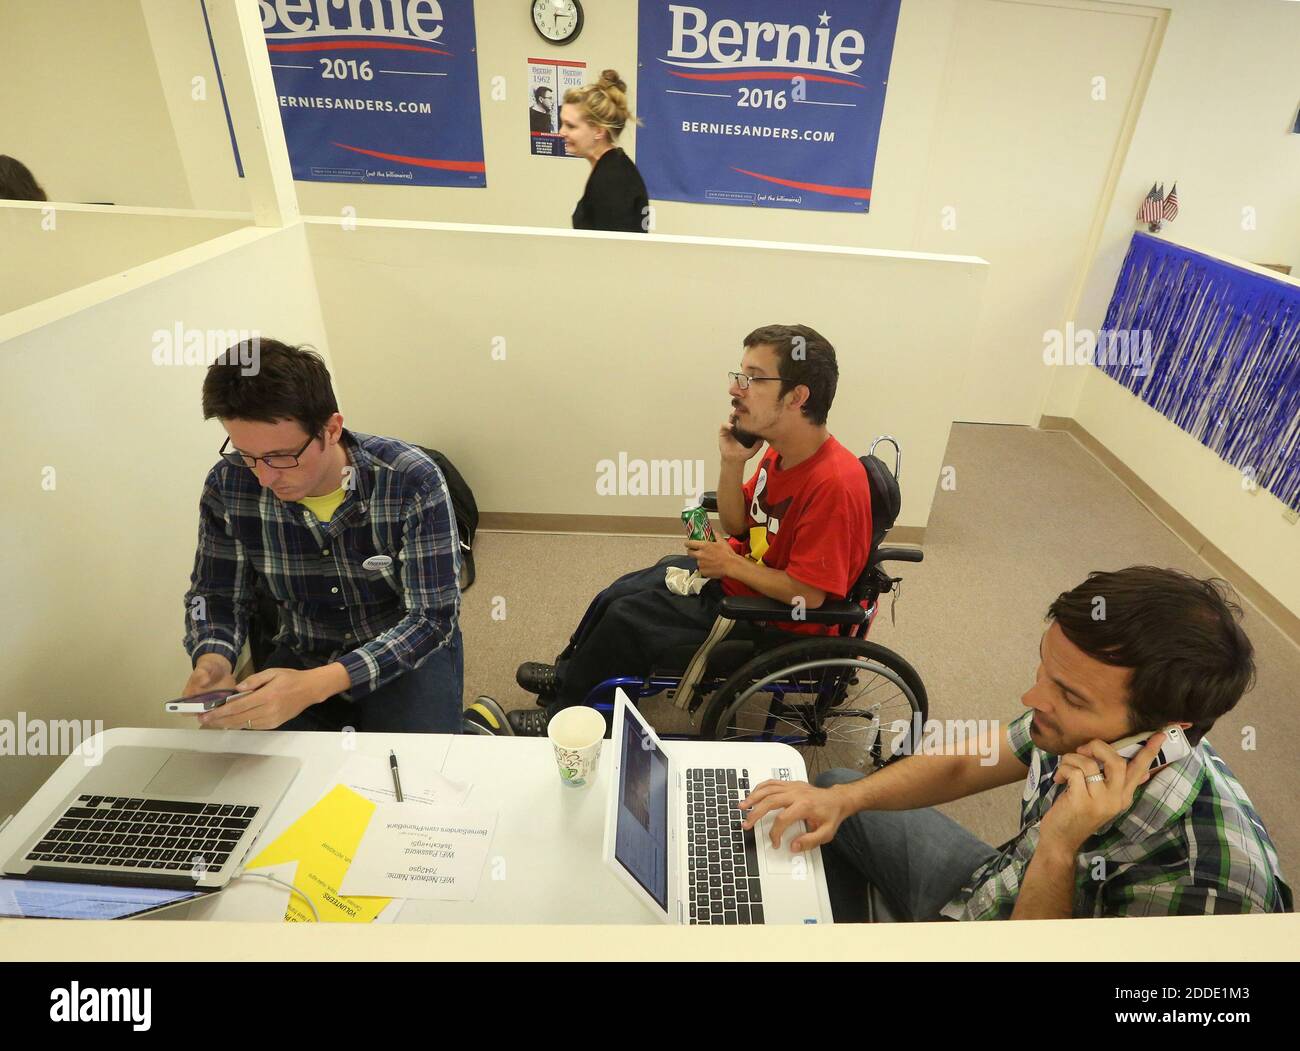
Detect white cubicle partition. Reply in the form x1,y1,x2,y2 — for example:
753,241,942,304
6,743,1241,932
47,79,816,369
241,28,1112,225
0,224,331,822
0,203,251,315
307,220,989,532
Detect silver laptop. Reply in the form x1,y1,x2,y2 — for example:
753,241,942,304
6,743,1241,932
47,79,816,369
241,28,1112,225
1,746,300,919
603,689,832,925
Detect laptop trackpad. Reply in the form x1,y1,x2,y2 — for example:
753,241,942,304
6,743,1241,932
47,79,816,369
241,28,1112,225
756,813,803,875
143,753,236,798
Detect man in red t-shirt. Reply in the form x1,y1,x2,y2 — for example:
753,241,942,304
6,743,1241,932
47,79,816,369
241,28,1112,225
698,331,872,636
507,324,871,736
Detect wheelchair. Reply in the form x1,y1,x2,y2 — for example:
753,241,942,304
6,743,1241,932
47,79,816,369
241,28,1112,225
578,436,930,780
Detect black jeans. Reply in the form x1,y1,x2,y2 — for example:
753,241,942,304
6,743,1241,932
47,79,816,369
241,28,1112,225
552,555,732,709
267,626,464,733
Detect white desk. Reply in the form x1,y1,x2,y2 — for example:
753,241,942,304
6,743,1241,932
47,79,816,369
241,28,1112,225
0,728,801,925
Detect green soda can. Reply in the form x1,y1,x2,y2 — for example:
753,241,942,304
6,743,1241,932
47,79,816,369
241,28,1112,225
681,502,716,542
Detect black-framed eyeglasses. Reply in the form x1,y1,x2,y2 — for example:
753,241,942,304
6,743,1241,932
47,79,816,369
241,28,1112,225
220,435,315,469
728,371,784,390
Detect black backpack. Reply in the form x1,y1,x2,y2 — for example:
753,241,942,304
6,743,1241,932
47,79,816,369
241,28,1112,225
418,446,479,591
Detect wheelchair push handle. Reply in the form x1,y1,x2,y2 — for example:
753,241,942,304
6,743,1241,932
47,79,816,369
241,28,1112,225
868,435,902,481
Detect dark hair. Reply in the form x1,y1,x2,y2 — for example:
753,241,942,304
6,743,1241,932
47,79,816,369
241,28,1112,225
0,155,47,201
1046,566,1255,745
202,339,338,438
534,86,552,101
743,324,838,426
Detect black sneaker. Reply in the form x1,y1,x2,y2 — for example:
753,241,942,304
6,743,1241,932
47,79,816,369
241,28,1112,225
508,707,551,737
515,661,560,698
463,696,513,736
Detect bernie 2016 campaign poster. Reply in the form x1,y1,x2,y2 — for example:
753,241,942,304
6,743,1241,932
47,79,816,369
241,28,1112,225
635,1,901,212
258,0,486,187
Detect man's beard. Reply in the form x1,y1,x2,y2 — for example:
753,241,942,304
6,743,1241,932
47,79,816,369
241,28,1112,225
730,404,762,449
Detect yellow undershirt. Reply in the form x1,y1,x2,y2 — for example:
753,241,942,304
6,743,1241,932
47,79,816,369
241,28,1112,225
296,485,347,523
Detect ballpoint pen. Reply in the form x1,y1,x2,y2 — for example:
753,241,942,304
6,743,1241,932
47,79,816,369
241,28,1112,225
389,750,404,802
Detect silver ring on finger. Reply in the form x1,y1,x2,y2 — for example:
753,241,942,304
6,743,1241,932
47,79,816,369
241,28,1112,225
1085,773,1105,783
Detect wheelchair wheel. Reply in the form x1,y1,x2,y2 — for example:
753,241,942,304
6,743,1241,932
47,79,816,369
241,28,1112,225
699,637,928,780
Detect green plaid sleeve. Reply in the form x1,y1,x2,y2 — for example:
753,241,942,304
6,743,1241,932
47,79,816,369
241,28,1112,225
1007,710,1035,766
1100,881,1253,917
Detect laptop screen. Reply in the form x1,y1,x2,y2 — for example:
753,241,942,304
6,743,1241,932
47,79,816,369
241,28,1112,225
614,708,670,911
0,878,204,920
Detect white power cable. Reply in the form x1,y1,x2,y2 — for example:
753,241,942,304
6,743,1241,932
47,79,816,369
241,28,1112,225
235,870,320,922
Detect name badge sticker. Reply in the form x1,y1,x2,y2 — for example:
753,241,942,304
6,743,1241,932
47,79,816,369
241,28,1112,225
362,555,394,571
1023,749,1041,802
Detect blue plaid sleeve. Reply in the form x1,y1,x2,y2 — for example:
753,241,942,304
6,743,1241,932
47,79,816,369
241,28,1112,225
183,469,254,668
337,479,461,697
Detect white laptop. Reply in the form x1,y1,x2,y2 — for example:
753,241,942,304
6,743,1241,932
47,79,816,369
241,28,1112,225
602,689,832,925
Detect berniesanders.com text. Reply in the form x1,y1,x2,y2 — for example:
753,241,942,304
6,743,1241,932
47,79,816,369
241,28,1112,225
680,121,835,142
279,95,432,114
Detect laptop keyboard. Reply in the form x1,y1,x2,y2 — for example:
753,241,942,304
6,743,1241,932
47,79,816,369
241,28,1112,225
23,795,259,876
686,767,764,925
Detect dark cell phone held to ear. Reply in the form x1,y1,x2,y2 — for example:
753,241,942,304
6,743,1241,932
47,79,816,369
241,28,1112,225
730,421,761,449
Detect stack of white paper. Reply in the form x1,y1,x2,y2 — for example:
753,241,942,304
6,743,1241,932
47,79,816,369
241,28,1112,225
332,753,497,902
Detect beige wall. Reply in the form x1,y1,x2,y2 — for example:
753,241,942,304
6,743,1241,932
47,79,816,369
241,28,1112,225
0,0,194,208
0,224,332,821
306,219,988,527
0,203,249,314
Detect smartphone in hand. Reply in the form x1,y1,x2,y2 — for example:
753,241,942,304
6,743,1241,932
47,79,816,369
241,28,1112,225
730,419,762,449
1108,724,1191,771
164,689,250,714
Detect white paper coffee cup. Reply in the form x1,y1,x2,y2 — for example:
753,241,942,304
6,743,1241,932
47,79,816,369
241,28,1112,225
547,706,605,788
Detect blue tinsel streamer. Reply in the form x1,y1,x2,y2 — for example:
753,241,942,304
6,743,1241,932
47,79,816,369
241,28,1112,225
1097,233,1300,513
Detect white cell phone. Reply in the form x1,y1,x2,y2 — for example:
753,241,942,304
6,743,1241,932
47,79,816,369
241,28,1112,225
1108,724,1191,770
164,689,250,714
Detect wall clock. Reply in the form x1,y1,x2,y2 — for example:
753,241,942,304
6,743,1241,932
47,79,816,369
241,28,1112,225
532,0,583,45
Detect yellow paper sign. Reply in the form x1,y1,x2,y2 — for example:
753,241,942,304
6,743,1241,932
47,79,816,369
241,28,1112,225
249,784,391,922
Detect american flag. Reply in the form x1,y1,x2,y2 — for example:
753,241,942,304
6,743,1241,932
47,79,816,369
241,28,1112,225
1137,182,1162,223
1162,182,1179,221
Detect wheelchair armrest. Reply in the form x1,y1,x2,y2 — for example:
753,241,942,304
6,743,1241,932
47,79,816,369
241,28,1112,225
874,545,924,564
699,491,718,512
719,595,869,626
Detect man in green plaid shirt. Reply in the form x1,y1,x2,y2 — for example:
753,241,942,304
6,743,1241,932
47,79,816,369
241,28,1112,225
740,566,1292,920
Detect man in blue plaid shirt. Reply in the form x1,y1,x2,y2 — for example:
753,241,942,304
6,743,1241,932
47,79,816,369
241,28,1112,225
741,567,1292,920
180,339,471,733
